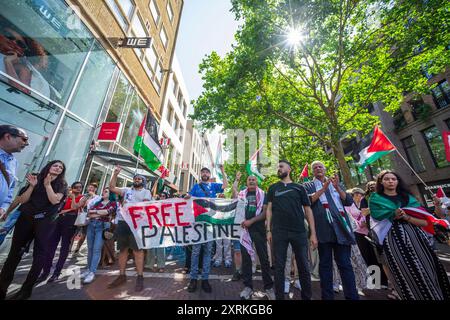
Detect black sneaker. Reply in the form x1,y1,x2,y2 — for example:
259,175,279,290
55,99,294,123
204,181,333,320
187,279,197,292
201,280,212,293
231,271,241,281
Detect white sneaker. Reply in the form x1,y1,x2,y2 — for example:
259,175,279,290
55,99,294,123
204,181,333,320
83,272,95,284
265,288,275,300
167,254,173,260
80,270,90,279
293,280,301,290
284,280,290,294
240,287,253,300
333,284,340,293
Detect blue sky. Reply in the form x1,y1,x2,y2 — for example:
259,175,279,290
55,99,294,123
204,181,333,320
175,1,241,102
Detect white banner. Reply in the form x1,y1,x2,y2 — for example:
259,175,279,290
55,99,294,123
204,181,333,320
121,197,246,249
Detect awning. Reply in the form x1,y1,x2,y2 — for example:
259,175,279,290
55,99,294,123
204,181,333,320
90,150,159,180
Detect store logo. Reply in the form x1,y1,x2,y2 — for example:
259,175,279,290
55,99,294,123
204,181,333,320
115,37,152,48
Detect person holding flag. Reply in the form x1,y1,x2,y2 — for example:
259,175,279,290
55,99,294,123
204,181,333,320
184,165,228,294
369,170,450,300
232,171,274,300
299,163,309,182
303,161,359,300
108,166,152,292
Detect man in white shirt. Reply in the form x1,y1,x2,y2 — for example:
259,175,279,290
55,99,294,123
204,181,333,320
108,166,152,292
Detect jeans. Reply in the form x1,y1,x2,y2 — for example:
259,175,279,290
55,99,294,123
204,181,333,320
0,211,56,299
0,210,21,247
145,248,165,268
272,231,311,300
241,229,273,290
42,214,77,276
318,242,359,300
190,241,213,280
87,220,109,274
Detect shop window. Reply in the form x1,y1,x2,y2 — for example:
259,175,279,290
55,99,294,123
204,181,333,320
0,0,94,105
68,42,115,126
47,114,93,184
120,91,147,153
0,80,60,190
106,72,132,123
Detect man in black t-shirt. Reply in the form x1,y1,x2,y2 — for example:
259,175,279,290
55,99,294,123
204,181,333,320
266,160,318,300
233,172,274,300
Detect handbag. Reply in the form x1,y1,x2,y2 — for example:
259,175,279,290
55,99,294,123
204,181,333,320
74,211,88,226
102,223,115,240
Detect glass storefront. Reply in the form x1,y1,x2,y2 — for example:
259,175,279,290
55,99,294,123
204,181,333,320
1,0,93,105
0,0,161,196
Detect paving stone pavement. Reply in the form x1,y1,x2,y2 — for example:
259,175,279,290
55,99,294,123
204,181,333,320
1,237,449,300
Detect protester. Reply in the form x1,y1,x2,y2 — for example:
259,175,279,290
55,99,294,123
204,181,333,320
108,165,152,292
38,181,86,282
81,187,117,284
266,160,317,300
232,172,274,300
145,192,167,272
284,244,301,293
303,161,359,300
185,165,227,293
230,240,242,281
0,173,37,247
369,170,450,300
345,187,388,289
0,160,67,300
72,183,100,257
0,125,28,219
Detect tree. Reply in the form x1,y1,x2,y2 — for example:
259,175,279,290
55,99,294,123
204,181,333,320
193,0,450,187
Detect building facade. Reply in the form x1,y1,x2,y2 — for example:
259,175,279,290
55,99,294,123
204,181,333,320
0,0,183,193
345,69,450,207
158,55,189,191
179,120,215,194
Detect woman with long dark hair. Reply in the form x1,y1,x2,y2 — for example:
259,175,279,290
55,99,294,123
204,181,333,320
369,170,450,300
38,181,86,282
0,160,67,300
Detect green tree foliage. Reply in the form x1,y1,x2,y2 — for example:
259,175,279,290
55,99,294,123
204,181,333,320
193,0,450,187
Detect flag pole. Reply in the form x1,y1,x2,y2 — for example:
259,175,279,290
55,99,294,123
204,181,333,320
381,127,434,197
135,114,146,174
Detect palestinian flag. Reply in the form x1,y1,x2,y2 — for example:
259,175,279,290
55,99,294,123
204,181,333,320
193,198,239,224
134,114,164,171
357,126,396,172
300,163,309,182
246,145,265,183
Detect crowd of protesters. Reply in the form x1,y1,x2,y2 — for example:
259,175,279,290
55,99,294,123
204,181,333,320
0,124,449,300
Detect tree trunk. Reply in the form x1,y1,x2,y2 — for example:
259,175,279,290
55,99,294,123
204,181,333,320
333,142,354,189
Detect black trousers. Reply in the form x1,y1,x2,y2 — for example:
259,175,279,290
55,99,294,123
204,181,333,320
272,230,312,300
354,232,388,286
0,211,56,299
241,229,273,290
42,214,78,276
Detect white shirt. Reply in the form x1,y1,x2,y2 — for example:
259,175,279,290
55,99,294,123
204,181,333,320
117,187,152,221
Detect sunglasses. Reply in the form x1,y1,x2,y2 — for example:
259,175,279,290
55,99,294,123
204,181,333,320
12,134,28,142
